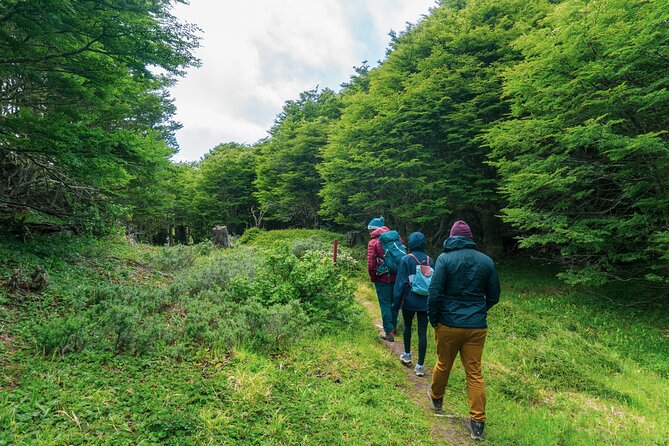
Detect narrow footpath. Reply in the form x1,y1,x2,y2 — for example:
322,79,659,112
356,281,472,445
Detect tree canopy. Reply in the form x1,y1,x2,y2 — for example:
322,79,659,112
0,0,199,230
487,0,669,285
3,0,668,292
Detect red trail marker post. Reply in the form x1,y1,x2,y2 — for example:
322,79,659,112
333,239,338,263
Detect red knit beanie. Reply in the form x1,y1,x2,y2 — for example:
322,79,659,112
450,220,473,239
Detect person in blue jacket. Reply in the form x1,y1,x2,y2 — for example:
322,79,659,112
392,232,434,376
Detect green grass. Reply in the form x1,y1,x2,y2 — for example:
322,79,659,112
1,327,438,445
0,233,434,445
478,261,669,445
359,258,669,445
2,235,669,445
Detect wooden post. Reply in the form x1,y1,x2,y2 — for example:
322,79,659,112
333,239,338,263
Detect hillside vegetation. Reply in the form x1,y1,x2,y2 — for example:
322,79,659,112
2,232,668,444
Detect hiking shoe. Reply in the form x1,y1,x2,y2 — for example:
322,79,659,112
414,364,425,377
399,352,412,365
467,418,485,440
426,385,443,411
379,332,394,342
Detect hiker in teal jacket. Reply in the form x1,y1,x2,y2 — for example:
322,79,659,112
392,231,434,376
427,229,500,329
427,220,500,441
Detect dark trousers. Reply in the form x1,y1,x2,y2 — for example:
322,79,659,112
374,282,396,334
402,309,428,365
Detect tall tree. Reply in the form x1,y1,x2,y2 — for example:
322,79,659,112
255,88,341,228
320,0,555,253
0,0,199,232
191,143,257,239
487,0,669,285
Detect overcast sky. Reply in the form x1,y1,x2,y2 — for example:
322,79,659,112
169,0,436,162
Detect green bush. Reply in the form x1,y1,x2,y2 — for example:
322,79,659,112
18,235,356,358
146,244,200,272
244,246,356,325
239,228,342,247
238,227,265,244
237,299,311,353
290,237,328,258
170,247,259,298
27,314,90,354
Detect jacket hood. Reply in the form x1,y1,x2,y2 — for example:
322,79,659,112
443,235,478,252
370,226,390,239
408,232,426,251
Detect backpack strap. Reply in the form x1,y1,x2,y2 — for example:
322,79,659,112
408,253,427,265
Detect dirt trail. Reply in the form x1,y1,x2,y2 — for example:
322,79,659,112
357,284,472,445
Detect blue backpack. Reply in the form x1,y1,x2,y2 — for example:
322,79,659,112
408,254,433,296
376,230,406,275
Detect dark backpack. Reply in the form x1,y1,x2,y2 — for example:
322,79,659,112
376,230,406,275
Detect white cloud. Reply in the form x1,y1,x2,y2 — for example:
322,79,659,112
366,0,435,45
169,0,435,161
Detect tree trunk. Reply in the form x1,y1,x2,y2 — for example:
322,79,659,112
346,230,364,247
175,225,188,245
477,206,503,259
167,224,174,246
212,225,232,248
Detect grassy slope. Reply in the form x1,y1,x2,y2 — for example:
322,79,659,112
350,263,669,445
1,234,668,445
483,261,669,445
0,234,436,445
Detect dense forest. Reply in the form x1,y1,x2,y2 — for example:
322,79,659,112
3,1,669,444
2,0,668,289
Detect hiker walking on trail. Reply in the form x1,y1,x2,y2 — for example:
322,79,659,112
367,216,405,342
392,231,434,377
426,220,500,441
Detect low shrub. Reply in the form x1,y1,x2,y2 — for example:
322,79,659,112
239,228,342,247
145,244,200,272
238,227,265,244
27,314,90,354
21,236,356,358
290,237,328,258
231,246,356,326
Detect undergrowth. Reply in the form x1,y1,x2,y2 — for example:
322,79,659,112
1,233,668,444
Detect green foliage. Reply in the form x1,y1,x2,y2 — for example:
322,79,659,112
126,161,198,244
3,236,669,444
239,228,342,247
254,88,342,227
0,0,200,230
2,232,355,359
190,143,258,238
238,227,266,244
487,0,669,286
229,246,356,326
290,237,328,258
319,0,554,252
478,261,669,443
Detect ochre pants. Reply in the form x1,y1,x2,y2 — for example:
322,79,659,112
430,324,488,422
